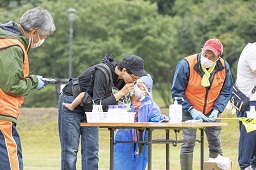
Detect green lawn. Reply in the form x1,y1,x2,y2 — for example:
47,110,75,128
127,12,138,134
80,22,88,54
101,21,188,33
17,107,240,170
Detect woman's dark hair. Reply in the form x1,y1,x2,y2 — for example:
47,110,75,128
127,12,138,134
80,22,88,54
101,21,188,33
117,62,132,74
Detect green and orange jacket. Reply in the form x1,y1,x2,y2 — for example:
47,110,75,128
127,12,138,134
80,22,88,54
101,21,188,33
0,21,38,122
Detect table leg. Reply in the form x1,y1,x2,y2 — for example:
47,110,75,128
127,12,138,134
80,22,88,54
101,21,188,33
147,128,152,170
166,129,170,170
138,129,144,154
200,129,204,170
109,128,114,170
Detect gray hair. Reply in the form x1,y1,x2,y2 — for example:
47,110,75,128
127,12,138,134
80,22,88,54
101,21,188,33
20,7,56,35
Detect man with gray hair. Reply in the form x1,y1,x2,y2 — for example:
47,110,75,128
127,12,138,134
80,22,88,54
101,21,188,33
0,7,55,170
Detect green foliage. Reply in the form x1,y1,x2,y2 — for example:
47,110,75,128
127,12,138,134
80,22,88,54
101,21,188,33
1,0,256,107
146,0,176,16
0,0,40,9
23,85,57,108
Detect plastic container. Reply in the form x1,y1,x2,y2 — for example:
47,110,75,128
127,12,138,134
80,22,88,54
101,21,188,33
92,104,103,113
86,105,135,123
118,105,127,122
108,105,119,122
169,97,183,123
92,104,104,122
246,106,256,118
86,103,104,122
118,105,127,112
118,105,136,122
119,112,135,123
86,112,100,122
122,112,136,123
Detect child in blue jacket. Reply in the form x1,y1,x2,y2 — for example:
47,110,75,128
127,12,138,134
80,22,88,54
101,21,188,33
114,74,169,170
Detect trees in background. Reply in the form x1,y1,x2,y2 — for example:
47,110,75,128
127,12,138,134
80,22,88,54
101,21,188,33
1,0,255,107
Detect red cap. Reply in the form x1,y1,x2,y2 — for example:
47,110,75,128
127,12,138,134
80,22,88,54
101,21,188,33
203,39,223,56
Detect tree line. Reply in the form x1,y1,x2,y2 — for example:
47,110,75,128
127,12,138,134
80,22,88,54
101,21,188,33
0,0,255,107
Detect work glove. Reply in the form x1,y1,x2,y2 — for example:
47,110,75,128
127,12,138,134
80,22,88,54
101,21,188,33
190,109,208,121
36,75,46,90
208,110,219,122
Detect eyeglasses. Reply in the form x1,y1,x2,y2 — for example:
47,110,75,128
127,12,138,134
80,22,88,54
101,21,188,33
202,50,220,61
130,74,139,81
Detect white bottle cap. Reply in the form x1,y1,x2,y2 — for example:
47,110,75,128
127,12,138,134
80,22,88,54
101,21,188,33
174,99,178,105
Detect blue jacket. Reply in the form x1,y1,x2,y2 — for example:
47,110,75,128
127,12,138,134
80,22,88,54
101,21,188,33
114,96,165,170
171,53,233,114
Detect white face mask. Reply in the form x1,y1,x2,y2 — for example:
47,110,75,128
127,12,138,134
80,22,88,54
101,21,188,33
31,33,45,48
134,84,145,101
134,79,150,102
133,80,150,101
200,55,216,68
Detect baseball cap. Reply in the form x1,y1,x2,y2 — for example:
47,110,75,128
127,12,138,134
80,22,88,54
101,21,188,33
203,39,223,56
121,55,147,77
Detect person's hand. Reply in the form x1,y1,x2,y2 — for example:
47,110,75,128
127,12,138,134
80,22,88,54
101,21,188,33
36,75,46,90
208,110,219,122
190,109,208,121
120,83,134,95
114,83,134,101
164,116,170,122
158,116,170,122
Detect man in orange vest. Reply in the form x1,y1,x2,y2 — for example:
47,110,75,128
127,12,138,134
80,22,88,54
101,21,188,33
0,7,55,170
171,39,233,170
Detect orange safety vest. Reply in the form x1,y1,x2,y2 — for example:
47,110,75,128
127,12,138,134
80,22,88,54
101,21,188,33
184,54,226,114
0,38,29,121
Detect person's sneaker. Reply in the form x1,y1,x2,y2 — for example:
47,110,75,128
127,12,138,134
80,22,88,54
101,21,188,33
245,166,256,170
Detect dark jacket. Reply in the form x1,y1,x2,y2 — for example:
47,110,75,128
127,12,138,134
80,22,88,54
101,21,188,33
62,54,125,111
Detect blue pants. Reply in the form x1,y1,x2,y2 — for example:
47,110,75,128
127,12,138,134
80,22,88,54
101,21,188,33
58,93,99,170
238,101,256,170
0,120,23,170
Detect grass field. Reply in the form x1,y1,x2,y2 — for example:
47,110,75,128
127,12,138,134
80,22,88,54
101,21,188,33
17,107,240,170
